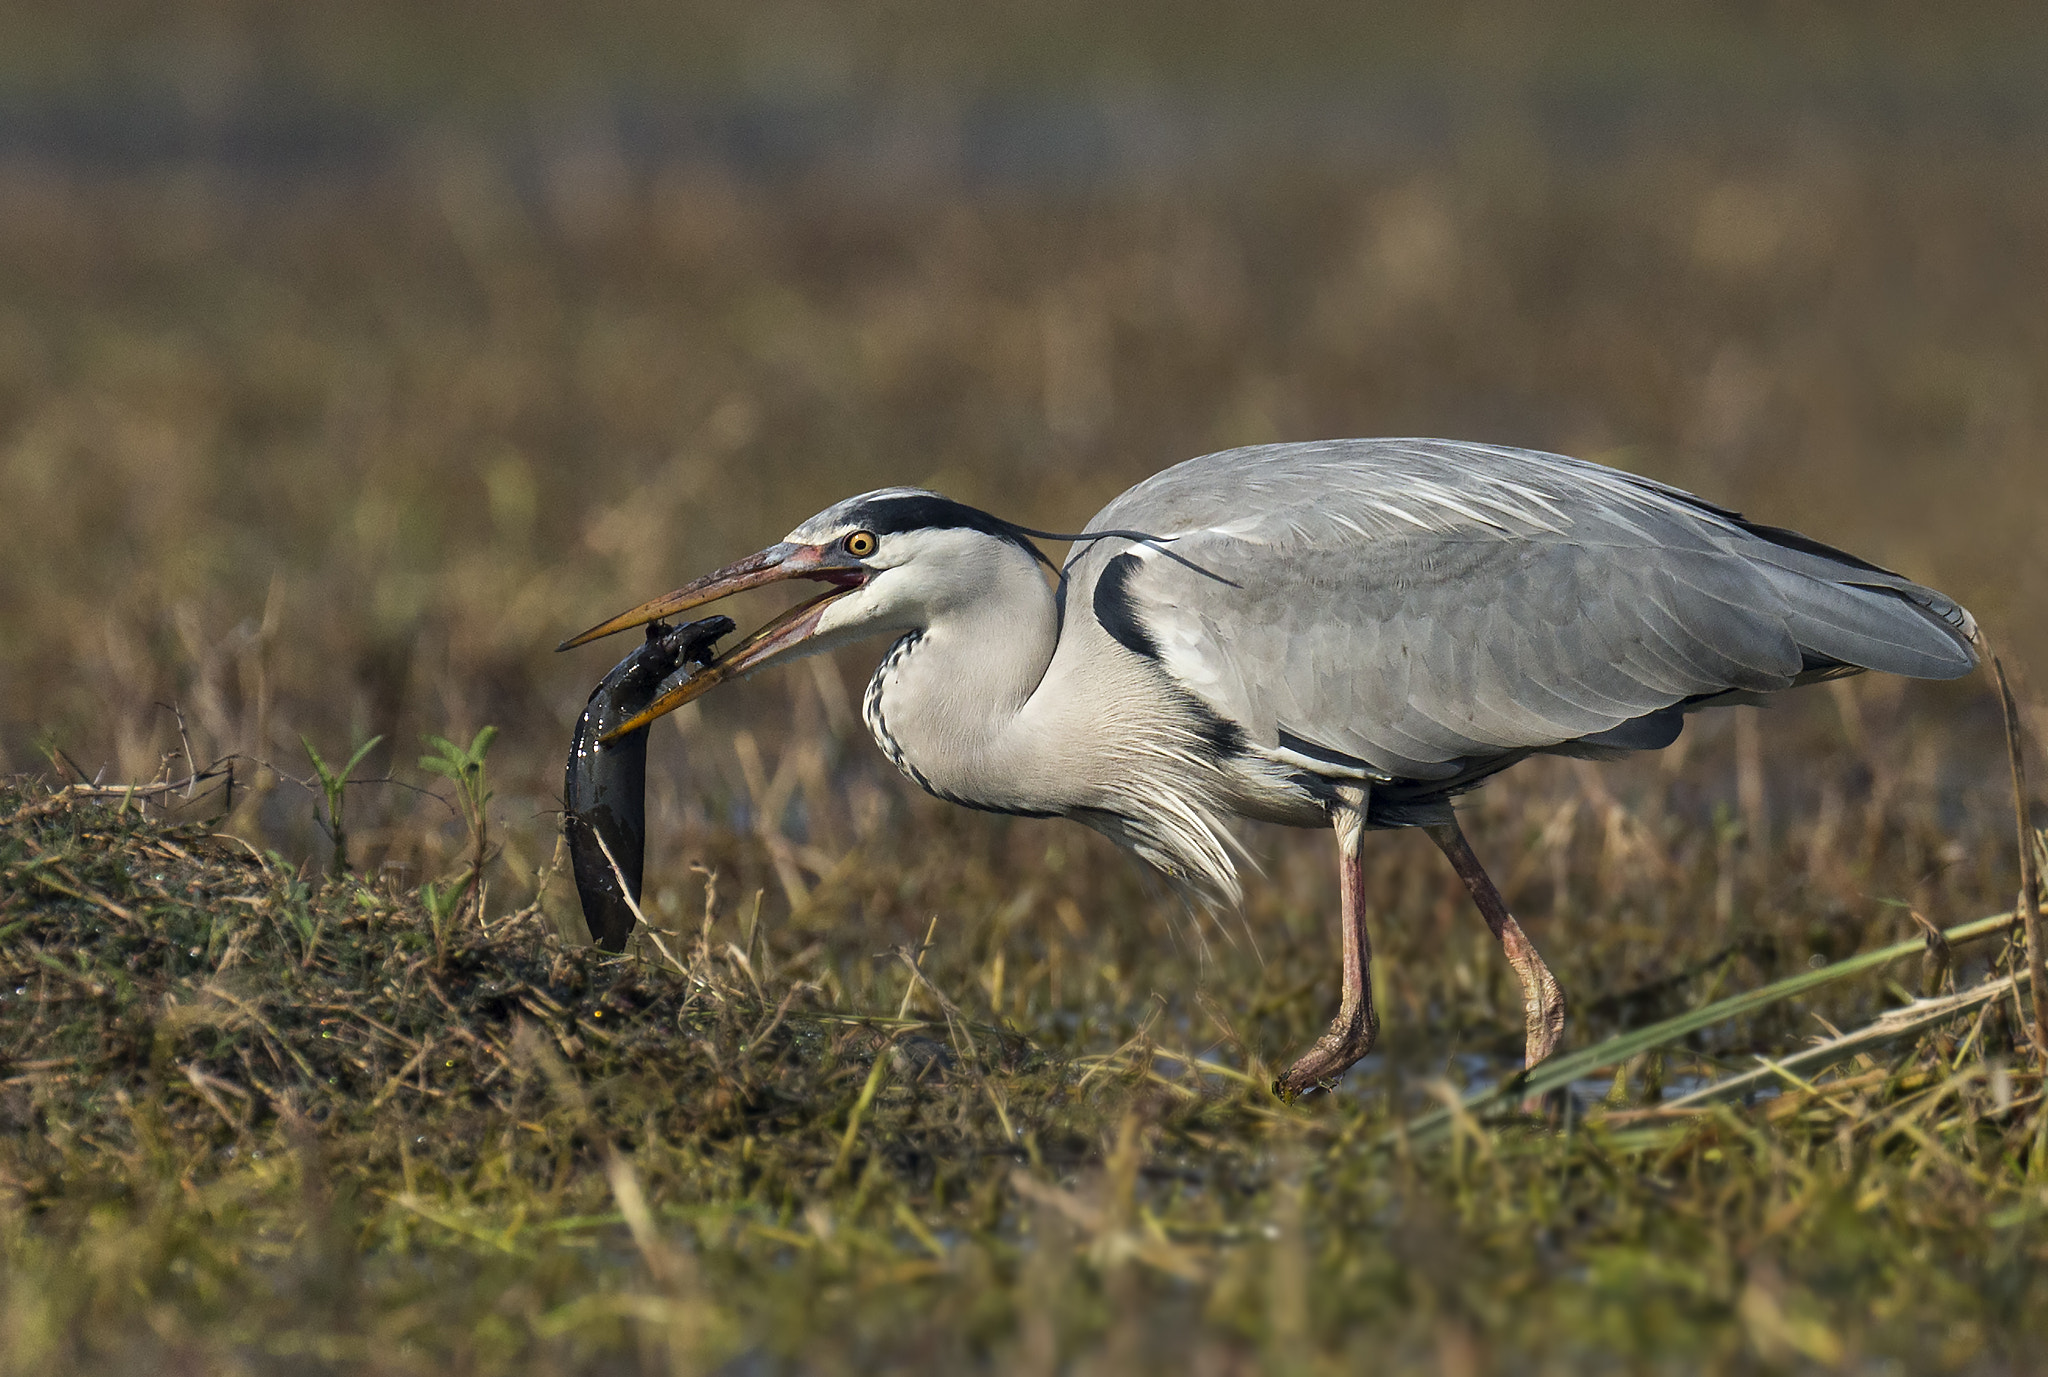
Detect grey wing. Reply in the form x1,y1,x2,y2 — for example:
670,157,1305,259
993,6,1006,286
1068,439,1978,782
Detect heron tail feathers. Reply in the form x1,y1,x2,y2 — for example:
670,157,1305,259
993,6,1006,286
1759,566,1979,681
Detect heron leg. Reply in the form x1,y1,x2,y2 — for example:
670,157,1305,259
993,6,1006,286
1426,818,1566,1068
1275,788,1378,1101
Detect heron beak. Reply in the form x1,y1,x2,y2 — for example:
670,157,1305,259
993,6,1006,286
560,540,871,742
557,542,856,651
596,587,845,742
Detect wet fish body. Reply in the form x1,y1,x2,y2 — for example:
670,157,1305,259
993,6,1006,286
564,616,732,951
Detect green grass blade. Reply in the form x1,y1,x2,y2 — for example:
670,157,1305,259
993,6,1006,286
300,734,336,789
1658,967,2033,1108
1388,907,2025,1145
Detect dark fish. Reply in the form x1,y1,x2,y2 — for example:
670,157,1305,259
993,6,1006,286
564,615,733,951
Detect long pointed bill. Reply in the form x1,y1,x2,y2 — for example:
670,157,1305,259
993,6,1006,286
557,542,840,652
597,589,846,742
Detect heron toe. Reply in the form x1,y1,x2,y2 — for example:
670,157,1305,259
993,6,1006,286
1273,998,1378,1101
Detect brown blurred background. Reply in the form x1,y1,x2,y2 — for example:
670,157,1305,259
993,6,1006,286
1,3,2043,979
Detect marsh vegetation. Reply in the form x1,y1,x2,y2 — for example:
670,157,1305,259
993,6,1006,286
3,5,2047,1371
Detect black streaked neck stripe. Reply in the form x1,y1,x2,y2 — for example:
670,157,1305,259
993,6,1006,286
861,631,1059,819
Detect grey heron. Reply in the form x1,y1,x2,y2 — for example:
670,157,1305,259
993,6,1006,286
561,439,1979,1098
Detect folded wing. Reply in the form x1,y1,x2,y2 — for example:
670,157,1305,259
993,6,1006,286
1066,439,1976,783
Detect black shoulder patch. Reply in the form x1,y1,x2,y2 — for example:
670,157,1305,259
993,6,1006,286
1190,697,1246,761
1093,552,1159,660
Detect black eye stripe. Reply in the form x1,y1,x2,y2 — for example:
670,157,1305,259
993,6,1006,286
834,493,1054,570
841,494,1038,547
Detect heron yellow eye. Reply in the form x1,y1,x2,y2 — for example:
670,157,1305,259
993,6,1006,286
843,530,877,557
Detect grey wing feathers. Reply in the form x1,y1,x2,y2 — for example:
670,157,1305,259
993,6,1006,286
1069,439,1976,782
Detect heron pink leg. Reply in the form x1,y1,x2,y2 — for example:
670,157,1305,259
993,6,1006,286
1426,819,1566,1068
1275,791,1378,1100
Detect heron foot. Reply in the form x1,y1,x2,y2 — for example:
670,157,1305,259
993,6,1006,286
1272,997,1378,1102
1498,915,1566,1068
1427,819,1569,1070
1275,785,1379,1103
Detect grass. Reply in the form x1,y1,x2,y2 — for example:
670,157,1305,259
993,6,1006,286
5,7,2048,1371
2,774,2045,1374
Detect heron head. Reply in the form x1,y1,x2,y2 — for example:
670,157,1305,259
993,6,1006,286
558,488,1049,739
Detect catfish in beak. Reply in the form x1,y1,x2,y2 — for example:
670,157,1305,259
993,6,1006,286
562,615,733,950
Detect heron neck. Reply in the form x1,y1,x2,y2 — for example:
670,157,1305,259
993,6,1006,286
861,564,1068,814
